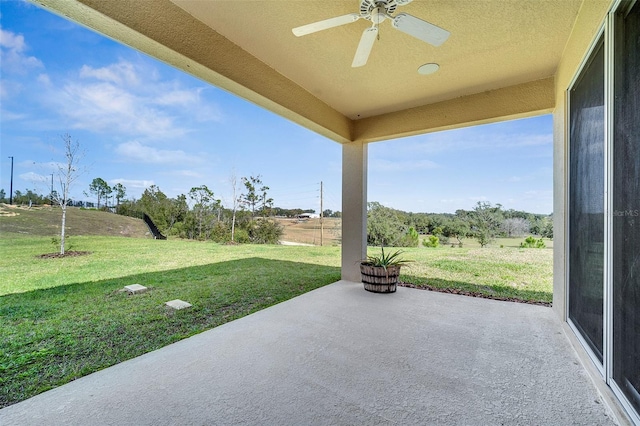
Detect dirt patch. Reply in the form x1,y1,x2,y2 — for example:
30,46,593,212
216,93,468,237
398,281,552,307
37,251,92,259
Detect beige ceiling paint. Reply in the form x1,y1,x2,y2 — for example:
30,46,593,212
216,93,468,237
33,0,585,145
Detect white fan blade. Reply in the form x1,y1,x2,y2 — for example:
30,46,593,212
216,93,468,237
392,13,450,46
292,13,360,37
352,27,378,67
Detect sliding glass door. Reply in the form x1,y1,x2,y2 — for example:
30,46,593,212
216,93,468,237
568,2,640,422
568,36,605,365
612,1,640,415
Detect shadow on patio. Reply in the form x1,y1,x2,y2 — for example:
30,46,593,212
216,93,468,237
1,281,616,425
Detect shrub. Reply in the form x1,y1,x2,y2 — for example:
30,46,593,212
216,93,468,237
249,219,283,244
400,226,420,247
209,222,230,243
520,236,546,248
422,235,440,248
233,228,251,244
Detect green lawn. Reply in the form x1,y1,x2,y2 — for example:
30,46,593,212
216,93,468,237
394,245,553,304
0,234,552,408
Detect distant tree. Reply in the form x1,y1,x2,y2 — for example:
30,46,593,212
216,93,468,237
13,190,23,204
87,178,111,209
0,189,6,203
407,213,431,234
240,175,259,217
540,216,553,239
167,194,189,235
112,183,126,206
367,201,407,247
12,189,47,205
240,175,272,217
441,218,470,246
501,217,530,238
469,201,503,247
51,134,85,255
139,185,170,231
188,185,221,240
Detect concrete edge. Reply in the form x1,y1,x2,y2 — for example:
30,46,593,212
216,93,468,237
561,322,633,425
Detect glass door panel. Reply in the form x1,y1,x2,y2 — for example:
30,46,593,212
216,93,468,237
613,1,640,415
568,37,605,363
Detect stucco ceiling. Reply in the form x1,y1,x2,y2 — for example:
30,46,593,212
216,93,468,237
35,0,584,143
171,0,579,120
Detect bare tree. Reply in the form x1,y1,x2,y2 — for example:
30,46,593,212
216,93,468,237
501,217,530,238
229,170,241,242
51,134,85,255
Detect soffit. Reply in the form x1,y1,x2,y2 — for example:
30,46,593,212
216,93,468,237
170,0,581,120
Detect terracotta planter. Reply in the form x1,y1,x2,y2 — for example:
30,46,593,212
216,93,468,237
360,264,401,293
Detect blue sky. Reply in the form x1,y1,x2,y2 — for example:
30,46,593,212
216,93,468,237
0,1,552,214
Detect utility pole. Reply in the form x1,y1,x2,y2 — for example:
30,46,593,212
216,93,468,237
320,181,323,247
8,156,13,205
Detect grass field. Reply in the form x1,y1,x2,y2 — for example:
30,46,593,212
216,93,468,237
0,207,553,407
0,235,342,407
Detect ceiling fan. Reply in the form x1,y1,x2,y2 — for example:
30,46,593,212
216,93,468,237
292,0,450,68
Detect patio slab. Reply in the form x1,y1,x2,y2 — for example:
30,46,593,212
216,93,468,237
1,281,617,425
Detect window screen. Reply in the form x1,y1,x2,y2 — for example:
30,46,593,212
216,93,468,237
613,1,640,413
568,37,605,363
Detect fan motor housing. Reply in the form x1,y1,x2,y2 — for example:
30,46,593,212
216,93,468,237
360,0,398,18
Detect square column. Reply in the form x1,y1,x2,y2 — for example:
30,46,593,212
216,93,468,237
341,141,367,282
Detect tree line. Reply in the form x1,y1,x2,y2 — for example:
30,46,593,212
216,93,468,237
114,175,285,244
367,201,553,248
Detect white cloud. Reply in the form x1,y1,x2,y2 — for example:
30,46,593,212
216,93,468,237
80,62,139,86
0,109,27,120
109,178,155,189
19,171,50,183
37,73,51,86
115,141,204,165
43,59,222,138
155,89,200,106
0,27,43,74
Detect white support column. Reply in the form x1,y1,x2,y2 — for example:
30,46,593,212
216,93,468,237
341,141,367,282
552,105,567,320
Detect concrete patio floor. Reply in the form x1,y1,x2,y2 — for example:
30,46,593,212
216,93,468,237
1,281,618,425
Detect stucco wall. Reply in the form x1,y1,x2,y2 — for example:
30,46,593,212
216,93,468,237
552,0,612,319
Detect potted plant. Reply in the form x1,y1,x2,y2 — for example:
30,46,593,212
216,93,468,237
360,247,412,293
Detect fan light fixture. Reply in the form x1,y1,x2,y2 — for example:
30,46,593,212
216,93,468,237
292,0,450,68
418,63,439,75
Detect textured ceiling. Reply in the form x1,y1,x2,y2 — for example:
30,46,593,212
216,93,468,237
171,0,581,120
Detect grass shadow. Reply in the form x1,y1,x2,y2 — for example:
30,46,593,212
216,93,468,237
0,257,340,408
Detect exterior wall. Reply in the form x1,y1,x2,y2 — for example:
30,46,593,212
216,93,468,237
341,142,367,282
553,0,612,320
553,1,639,424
